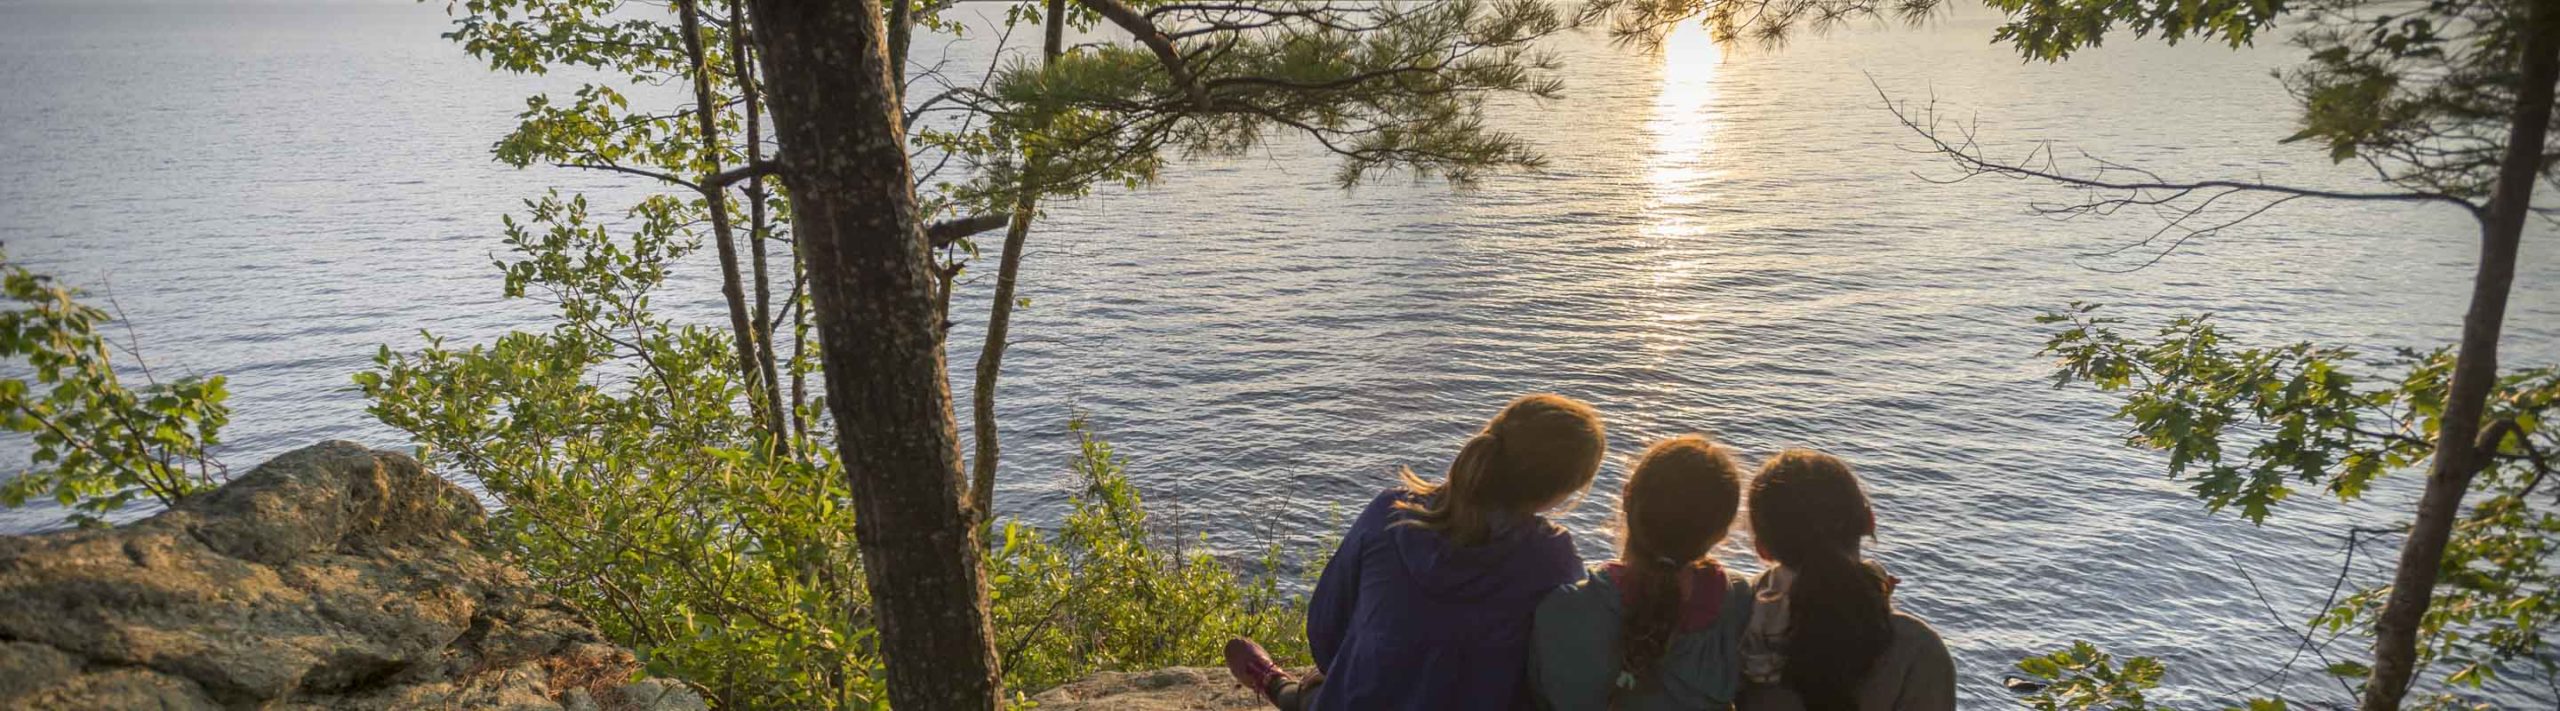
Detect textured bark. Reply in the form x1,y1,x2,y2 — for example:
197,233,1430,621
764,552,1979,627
930,213,1013,247
2358,2,2560,707
889,0,913,94
676,0,784,442
742,0,1002,708
936,263,960,337
790,252,810,445
1044,0,1066,59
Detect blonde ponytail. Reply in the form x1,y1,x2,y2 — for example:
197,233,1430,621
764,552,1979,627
1396,394,1606,547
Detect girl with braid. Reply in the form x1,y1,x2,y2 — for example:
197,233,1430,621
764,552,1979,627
1734,450,1953,711
1530,434,1756,710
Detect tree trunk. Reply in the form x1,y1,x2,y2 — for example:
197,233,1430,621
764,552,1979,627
968,195,1035,521
790,262,810,444
936,262,959,338
676,0,783,441
742,0,1002,708
2358,1,2559,707
1045,0,1066,58
889,0,913,95
723,0,790,456
966,0,1069,525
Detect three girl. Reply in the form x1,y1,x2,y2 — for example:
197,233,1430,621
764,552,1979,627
1225,394,1956,710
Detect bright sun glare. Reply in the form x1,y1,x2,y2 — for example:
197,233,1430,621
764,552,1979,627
1647,21,1723,209
1636,21,1727,351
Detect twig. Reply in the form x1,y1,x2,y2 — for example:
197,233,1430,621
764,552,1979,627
1872,76,2479,271
554,162,704,192
2220,529,2371,704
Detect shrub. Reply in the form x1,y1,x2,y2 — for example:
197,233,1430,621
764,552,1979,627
2026,305,2558,707
990,419,1313,695
0,251,228,526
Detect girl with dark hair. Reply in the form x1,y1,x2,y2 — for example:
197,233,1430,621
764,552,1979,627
1735,450,1953,711
1529,434,1756,710
1224,393,1610,710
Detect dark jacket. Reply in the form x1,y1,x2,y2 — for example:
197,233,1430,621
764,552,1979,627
1307,488,1586,711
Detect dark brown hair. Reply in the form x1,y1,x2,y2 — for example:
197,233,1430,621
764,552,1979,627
1395,393,1607,547
1612,435,1744,700
1748,449,1891,711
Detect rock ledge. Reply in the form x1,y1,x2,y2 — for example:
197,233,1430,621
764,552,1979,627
0,441,704,710
1031,666,1282,710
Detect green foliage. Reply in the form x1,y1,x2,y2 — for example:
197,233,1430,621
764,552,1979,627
2016,641,2170,711
2012,642,2314,710
0,252,228,526
407,2,1526,706
358,200,1308,707
2320,366,2560,692
1981,0,2555,200
930,0,1573,207
441,0,793,268
989,420,1313,695
2272,0,2548,198
2037,303,2560,701
441,0,689,76
1575,0,1946,48
446,0,718,170
1985,0,2289,61
2036,302,2428,522
359,194,873,707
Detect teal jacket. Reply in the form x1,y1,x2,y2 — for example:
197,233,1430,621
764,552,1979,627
1530,563,1755,710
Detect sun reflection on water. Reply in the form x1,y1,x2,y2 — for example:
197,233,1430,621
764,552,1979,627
1636,22,1727,359
1647,22,1724,208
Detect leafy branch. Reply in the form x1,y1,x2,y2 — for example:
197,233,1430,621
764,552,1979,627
0,252,229,526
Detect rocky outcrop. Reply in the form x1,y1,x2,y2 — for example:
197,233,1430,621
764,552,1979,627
0,441,705,711
1030,667,1277,710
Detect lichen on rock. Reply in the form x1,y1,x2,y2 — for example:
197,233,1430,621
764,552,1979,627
0,441,705,711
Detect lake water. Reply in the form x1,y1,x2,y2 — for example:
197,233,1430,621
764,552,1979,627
5,0,2556,706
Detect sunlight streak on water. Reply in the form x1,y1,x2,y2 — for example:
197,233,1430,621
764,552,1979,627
1648,22,1725,211
1635,23,1723,362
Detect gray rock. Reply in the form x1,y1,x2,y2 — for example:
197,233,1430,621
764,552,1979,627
1030,667,1271,710
613,679,712,711
0,441,687,710
11,667,222,710
181,441,479,565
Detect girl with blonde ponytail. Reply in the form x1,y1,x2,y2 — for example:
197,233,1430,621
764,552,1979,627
1225,394,1608,710
1530,435,1755,710
1735,450,1953,711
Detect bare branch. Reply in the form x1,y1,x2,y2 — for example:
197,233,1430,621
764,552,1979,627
556,162,704,192
1875,78,2479,270
704,160,780,190
928,213,1012,248
2481,418,2555,500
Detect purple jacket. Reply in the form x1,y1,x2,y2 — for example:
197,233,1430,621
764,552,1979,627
1307,489,1585,711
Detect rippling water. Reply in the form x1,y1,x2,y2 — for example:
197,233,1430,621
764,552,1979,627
5,0,2557,705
